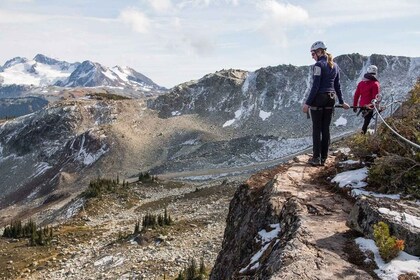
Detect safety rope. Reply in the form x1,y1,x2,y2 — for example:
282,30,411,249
372,100,420,150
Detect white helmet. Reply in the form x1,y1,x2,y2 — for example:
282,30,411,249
367,65,378,75
310,41,327,51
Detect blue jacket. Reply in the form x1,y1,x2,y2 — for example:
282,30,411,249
305,55,344,106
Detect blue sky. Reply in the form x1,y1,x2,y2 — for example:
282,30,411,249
0,0,419,88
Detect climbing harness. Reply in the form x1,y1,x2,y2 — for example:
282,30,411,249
306,92,337,119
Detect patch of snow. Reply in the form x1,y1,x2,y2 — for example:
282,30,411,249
75,134,108,166
102,68,118,81
331,167,368,188
341,159,360,164
111,66,129,82
335,147,351,155
94,255,125,267
29,162,52,178
234,108,243,119
223,106,251,127
240,224,281,273
241,72,254,94
223,119,235,127
258,223,281,243
378,208,420,229
128,238,138,245
65,198,85,219
78,144,108,166
27,187,41,200
333,165,404,200
172,111,181,116
351,189,401,200
356,237,420,279
334,115,348,126
259,110,272,121
182,139,198,145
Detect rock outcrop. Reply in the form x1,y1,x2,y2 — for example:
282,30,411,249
347,196,420,256
211,155,372,279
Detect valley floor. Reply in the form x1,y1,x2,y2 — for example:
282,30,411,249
0,178,238,279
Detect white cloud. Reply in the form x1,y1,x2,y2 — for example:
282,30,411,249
0,9,46,23
308,0,420,26
146,0,173,12
119,8,151,33
260,1,309,27
178,0,240,8
258,1,309,46
184,34,216,56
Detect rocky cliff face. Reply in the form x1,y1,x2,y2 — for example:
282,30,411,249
210,155,372,279
0,100,112,210
0,97,48,118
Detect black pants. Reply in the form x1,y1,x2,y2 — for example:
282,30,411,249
361,110,374,134
310,93,335,159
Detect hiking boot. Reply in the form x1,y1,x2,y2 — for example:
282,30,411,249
308,157,321,166
320,158,327,166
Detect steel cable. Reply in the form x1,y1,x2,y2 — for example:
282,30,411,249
372,100,420,150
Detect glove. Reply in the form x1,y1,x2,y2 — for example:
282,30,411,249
353,108,357,113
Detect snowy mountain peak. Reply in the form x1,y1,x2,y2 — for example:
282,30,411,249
2,57,29,70
33,54,61,65
0,55,165,91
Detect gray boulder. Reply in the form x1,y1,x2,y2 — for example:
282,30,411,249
347,196,420,256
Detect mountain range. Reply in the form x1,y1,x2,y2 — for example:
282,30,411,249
0,53,419,225
0,54,165,93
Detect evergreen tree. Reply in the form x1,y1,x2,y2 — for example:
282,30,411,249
175,271,185,280
158,214,163,226
36,229,43,245
30,230,36,246
186,258,197,280
164,208,168,224
199,257,206,276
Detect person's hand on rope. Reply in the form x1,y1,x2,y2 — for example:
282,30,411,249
353,107,358,113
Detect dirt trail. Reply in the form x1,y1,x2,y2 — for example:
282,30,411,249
269,155,372,279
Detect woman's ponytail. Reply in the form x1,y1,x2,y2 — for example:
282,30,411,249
326,52,334,68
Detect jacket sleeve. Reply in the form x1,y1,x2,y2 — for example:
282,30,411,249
305,64,321,106
334,65,344,104
353,83,361,107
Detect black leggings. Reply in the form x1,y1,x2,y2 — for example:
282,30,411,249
310,108,333,159
362,110,374,134
310,93,335,159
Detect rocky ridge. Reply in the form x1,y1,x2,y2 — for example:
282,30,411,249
149,54,420,138
211,154,420,279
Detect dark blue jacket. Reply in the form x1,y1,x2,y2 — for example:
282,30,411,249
305,55,344,106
